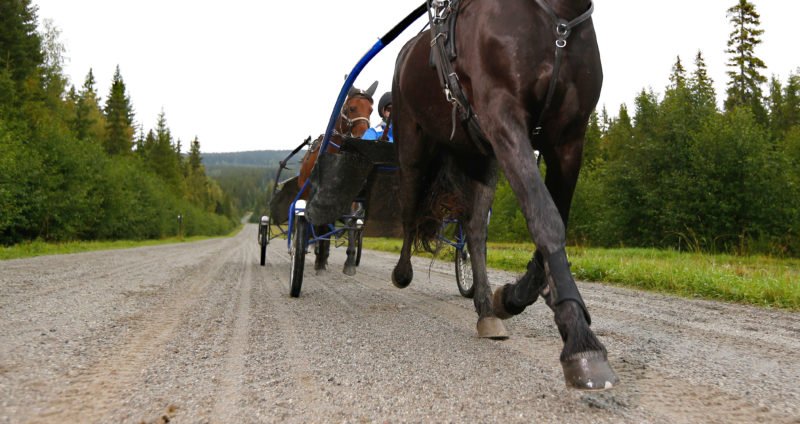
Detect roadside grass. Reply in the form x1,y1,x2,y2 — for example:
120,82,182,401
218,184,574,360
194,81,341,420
0,224,244,261
363,238,800,310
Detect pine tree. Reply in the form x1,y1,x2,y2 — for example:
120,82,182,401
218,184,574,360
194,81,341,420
103,65,135,155
724,0,767,121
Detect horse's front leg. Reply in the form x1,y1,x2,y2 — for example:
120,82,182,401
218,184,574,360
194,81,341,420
343,226,358,276
343,202,363,276
462,161,508,339
483,100,617,390
495,139,583,316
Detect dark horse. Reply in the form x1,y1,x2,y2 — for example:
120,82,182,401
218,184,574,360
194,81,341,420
298,82,378,276
391,0,617,390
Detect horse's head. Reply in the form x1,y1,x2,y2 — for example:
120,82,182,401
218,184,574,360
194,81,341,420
338,81,378,137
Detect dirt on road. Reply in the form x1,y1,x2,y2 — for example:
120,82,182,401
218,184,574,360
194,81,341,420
1,225,798,423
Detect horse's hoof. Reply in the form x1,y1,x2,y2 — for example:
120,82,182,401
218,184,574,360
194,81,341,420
342,265,356,276
391,267,412,288
476,317,509,340
560,351,619,391
315,268,326,276
492,286,513,320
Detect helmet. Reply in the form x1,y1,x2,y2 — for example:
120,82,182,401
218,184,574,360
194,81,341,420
378,92,392,115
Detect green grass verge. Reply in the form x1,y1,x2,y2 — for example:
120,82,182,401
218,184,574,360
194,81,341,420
363,238,800,310
0,224,244,261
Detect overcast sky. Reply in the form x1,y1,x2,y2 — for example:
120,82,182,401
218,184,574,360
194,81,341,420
35,0,800,153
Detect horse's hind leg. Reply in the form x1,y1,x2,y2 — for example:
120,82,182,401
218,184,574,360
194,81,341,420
391,126,430,289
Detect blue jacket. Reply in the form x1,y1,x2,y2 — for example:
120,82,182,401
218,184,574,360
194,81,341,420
362,123,393,142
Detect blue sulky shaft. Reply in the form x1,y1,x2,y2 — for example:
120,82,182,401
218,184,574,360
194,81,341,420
288,3,427,250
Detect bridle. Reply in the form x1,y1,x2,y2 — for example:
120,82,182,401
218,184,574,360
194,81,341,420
338,94,373,136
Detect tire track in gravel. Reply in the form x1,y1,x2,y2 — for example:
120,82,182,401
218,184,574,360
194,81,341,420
211,241,254,422
43,237,241,422
257,249,340,418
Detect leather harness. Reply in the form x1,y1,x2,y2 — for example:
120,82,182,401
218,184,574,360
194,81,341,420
427,0,595,148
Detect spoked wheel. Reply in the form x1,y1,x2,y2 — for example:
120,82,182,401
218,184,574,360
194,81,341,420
354,229,364,266
454,242,474,298
289,216,307,298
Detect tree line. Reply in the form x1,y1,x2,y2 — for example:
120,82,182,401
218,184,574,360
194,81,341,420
0,0,238,245
490,0,800,256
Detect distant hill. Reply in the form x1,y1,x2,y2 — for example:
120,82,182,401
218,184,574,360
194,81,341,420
201,150,305,169
201,150,306,217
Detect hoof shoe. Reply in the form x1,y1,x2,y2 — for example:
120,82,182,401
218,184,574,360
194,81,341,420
561,351,619,391
476,317,509,340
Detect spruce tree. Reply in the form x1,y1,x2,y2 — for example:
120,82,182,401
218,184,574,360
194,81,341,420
689,51,717,113
146,110,183,192
668,56,687,90
0,0,42,84
189,136,203,172
724,0,767,121
103,65,134,155
73,69,106,142
783,71,800,131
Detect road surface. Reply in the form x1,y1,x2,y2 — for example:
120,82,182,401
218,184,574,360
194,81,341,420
1,225,798,423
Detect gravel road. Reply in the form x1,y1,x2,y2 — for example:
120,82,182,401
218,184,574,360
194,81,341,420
1,225,798,423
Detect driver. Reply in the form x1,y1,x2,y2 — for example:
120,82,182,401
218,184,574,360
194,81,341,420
362,91,393,142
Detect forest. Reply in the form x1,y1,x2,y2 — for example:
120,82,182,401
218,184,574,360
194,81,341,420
2,0,798,258
489,1,800,256
0,0,238,245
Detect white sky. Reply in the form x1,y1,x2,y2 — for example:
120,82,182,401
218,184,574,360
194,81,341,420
35,0,800,153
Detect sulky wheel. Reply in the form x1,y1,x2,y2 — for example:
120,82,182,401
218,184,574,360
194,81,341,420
454,243,475,298
354,229,364,266
259,216,270,266
289,216,307,298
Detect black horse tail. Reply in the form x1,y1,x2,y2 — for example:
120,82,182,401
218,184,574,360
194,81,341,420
414,152,468,253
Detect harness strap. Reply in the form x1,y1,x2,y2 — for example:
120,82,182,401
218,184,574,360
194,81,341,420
427,0,491,155
532,1,594,137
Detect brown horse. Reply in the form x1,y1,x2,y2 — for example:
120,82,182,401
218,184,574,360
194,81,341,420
298,81,378,276
391,0,617,390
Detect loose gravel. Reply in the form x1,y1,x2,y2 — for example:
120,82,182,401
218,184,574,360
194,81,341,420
1,225,798,423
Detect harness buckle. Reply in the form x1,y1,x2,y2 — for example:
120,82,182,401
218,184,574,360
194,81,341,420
444,87,455,104
430,32,447,47
556,39,567,48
